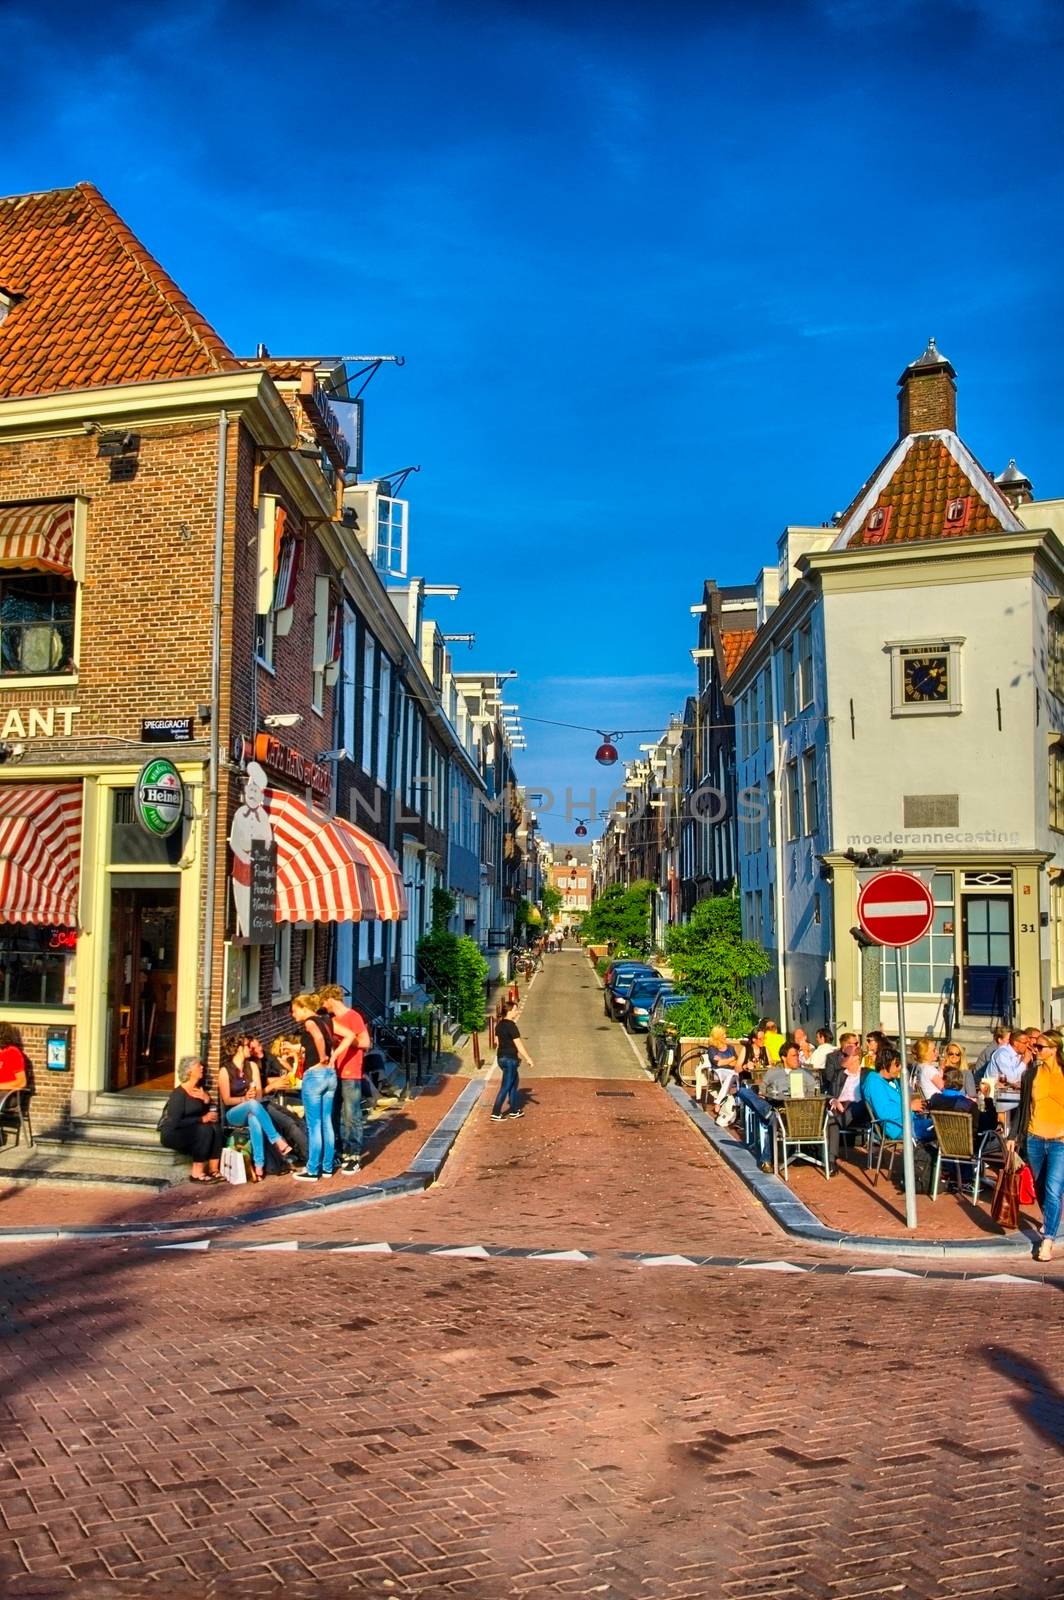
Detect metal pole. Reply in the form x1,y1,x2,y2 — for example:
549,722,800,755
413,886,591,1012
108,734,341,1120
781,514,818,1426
895,944,918,1230
861,942,881,1033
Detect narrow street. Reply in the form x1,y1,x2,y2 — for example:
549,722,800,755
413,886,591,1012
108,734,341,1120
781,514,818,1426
1,955,1062,1598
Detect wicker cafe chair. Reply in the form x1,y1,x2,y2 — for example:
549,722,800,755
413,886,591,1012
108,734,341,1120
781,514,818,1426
929,1110,1005,1203
865,1112,905,1187
773,1097,831,1180
0,1088,34,1149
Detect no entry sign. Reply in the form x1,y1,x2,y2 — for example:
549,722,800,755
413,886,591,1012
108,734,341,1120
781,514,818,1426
857,870,934,948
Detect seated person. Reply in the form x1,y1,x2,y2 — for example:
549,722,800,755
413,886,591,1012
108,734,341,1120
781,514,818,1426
989,1029,1029,1090
744,1027,770,1075
912,1038,944,1103
928,1066,998,1137
0,1022,28,1094
811,1027,835,1074
762,1018,784,1064
736,1042,818,1171
792,1027,815,1069
158,1056,223,1182
246,1035,308,1167
863,1046,933,1142
218,1035,294,1182
699,1024,739,1107
826,1040,868,1172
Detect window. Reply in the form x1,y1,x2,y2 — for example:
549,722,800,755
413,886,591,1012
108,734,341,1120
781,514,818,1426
255,606,275,669
1052,879,1064,990
882,872,955,997
0,572,75,677
890,638,963,716
1050,606,1064,702
944,495,971,532
797,626,813,710
361,633,377,775
0,923,75,1005
375,497,408,578
786,760,801,841
239,944,261,1014
272,923,291,1002
302,925,316,992
1052,742,1064,833
863,506,892,544
781,641,796,722
767,771,777,847
802,748,819,834
377,655,392,785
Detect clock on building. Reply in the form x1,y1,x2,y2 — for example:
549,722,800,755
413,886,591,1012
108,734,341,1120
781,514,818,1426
903,652,950,703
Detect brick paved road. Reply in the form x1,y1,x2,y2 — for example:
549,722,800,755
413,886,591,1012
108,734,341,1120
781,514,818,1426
2,952,1063,1597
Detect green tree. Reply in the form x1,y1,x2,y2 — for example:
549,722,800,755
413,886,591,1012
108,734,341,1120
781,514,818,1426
430,886,457,933
578,880,654,955
663,895,770,1036
417,926,488,1033
540,885,563,926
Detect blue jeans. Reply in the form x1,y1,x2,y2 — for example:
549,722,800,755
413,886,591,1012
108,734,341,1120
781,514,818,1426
1025,1134,1064,1240
493,1058,520,1116
302,1066,338,1176
225,1100,283,1170
736,1086,775,1164
338,1078,363,1159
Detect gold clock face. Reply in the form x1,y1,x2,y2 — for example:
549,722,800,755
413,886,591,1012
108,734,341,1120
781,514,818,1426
903,653,949,703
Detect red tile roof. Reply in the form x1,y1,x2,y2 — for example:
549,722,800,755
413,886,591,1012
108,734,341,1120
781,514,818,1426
0,182,240,400
843,435,1017,549
721,629,756,680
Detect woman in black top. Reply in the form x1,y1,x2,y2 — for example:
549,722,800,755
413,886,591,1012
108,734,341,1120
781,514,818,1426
159,1057,224,1182
492,999,534,1121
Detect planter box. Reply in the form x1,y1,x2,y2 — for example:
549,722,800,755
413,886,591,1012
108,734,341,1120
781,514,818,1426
588,944,608,962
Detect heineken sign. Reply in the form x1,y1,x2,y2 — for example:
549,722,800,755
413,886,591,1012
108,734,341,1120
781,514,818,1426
135,757,185,838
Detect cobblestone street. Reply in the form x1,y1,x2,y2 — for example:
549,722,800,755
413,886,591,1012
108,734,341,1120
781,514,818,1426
2,954,1064,1598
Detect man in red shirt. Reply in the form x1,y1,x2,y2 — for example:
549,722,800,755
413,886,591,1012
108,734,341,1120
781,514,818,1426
317,984,371,1174
0,1024,27,1093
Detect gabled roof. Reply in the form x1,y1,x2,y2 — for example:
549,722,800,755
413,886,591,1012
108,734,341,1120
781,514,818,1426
0,182,240,400
720,629,756,680
832,429,1023,550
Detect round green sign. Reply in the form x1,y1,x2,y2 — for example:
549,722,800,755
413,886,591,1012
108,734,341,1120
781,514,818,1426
135,757,184,838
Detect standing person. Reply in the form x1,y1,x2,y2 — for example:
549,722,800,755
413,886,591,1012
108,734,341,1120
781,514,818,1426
158,1057,224,1182
317,983,371,1175
218,1037,292,1182
290,994,336,1182
492,998,533,1121
1011,1030,1064,1261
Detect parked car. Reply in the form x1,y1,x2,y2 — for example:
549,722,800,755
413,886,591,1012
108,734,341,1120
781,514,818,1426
646,991,689,1072
624,977,674,1033
602,961,655,1017
607,966,661,1021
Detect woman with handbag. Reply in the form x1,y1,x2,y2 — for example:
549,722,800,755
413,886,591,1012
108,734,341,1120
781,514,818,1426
1009,1029,1064,1261
290,993,337,1181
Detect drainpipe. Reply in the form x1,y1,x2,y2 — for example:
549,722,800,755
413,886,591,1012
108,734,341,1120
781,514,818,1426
199,409,228,1065
769,646,788,1024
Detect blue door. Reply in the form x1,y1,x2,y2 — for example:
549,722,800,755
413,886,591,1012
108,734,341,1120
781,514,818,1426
962,895,1013,1021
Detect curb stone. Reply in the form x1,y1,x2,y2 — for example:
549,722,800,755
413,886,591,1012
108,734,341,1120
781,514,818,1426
0,1077,485,1243
667,1084,1039,1261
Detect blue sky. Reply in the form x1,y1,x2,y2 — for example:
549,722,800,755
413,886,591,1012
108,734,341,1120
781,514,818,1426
7,0,1064,842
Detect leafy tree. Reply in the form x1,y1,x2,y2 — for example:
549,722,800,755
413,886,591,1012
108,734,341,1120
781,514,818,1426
417,926,488,1033
663,895,770,1036
540,885,563,926
430,887,457,932
578,880,654,955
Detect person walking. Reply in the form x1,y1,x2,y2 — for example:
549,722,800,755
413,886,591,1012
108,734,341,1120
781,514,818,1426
1010,1029,1064,1262
492,998,533,1121
290,993,336,1182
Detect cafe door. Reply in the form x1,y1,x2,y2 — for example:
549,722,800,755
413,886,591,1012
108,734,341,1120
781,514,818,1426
107,885,180,1092
962,894,1014,1022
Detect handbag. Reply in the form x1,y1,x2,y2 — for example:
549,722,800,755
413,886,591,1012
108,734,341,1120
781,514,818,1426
1017,1161,1037,1207
990,1159,1019,1229
219,1143,247,1186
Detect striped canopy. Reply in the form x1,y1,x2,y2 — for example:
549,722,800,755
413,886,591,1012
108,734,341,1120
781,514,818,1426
0,502,75,574
265,789,378,924
345,817,407,921
0,783,82,924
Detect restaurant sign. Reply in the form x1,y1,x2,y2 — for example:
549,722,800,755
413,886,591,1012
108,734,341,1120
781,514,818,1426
232,732,332,803
0,704,79,739
134,757,185,838
298,369,351,475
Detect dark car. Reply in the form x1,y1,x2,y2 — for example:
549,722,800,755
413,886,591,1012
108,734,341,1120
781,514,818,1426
646,991,689,1071
602,961,655,1017
624,977,673,1033
607,966,661,1021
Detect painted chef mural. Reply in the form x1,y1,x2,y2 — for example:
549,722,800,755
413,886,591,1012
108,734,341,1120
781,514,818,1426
228,762,276,942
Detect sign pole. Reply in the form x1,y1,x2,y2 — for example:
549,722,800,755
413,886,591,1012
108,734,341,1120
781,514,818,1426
895,944,918,1230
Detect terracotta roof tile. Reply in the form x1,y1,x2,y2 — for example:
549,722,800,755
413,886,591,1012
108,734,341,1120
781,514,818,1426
846,435,1008,549
721,629,756,680
0,182,241,400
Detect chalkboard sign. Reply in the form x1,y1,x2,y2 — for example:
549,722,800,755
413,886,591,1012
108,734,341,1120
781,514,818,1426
247,839,277,944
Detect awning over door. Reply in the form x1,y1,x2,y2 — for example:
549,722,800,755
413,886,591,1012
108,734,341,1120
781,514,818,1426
0,503,75,575
0,784,82,924
265,790,378,924
345,819,407,921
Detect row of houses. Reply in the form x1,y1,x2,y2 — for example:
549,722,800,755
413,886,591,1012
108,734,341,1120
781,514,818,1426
599,340,1064,1045
0,181,537,1142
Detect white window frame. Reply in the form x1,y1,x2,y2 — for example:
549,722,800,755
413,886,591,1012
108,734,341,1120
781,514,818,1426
797,625,814,711
785,760,801,841
272,922,292,1003
375,496,408,578
889,637,964,717
311,575,330,716
240,944,261,1016
801,747,819,836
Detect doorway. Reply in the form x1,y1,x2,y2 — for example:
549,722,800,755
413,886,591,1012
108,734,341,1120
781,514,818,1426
107,885,180,1092
962,894,1014,1021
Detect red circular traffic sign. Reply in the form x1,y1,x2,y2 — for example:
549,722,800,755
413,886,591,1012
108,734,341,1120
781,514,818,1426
857,870,935,947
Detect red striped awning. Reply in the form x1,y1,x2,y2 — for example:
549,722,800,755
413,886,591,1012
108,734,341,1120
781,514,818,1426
345,819,407,921
0,503,75,575
0,784,82,925
265,789,378,924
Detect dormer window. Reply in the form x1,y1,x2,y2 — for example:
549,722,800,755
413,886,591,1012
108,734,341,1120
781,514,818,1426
944,495,972,531
0,288,20,328
863,505,892,544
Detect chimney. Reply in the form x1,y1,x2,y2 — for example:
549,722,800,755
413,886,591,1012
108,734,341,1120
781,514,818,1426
995,458,1034,509
897,336,957,437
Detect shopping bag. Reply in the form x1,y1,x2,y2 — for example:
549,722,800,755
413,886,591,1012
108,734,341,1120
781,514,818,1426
990,1160,1019,1229
220,1144,247,1186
